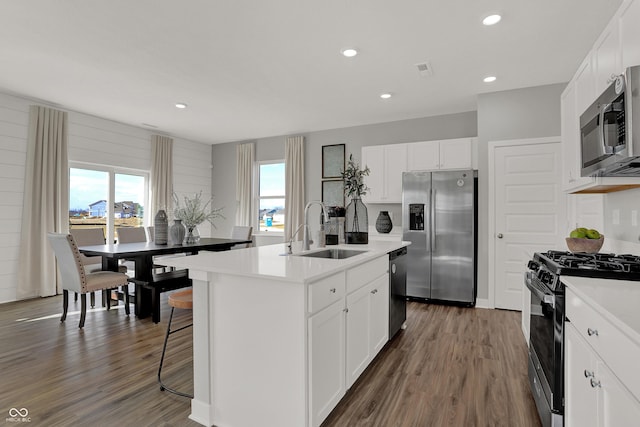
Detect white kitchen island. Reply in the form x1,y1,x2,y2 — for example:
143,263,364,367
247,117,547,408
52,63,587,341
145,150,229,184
160,240,409,427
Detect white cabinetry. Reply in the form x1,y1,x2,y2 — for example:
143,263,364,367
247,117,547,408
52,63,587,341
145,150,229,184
308,256,389,427
361,144,407,203
619,0,640,69
560,0,640,193
407,138,473,171
565,287,640,427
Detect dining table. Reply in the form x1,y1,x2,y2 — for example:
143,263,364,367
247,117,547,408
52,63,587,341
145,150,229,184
78,237,252,322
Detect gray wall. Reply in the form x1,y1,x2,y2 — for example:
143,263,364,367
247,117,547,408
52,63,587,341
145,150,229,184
477,83,565,300
211,111,478,237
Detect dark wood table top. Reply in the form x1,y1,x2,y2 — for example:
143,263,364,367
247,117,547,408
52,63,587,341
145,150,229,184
78,237,252,258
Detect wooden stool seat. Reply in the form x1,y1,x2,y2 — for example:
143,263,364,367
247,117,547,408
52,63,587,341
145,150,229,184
168,289,193,310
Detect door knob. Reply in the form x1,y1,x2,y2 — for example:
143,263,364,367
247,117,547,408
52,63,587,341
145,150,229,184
497,233,503,239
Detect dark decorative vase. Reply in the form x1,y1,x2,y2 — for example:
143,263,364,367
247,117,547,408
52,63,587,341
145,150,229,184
375,211,393,233
170,219,186,245
154,209,168,245
345,197,368,244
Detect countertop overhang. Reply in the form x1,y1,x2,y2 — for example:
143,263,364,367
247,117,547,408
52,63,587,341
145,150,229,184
157,240,410,284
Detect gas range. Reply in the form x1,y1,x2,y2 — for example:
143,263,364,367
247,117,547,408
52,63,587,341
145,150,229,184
528,250,640,292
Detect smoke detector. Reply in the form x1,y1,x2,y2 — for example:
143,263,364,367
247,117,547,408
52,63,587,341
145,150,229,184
415,61,434,77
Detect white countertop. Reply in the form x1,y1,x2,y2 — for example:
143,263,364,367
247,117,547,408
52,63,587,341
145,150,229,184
563,276,640,347
158,240,410,284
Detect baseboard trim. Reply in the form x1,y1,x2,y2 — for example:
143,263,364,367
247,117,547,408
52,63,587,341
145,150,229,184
474,298,491,309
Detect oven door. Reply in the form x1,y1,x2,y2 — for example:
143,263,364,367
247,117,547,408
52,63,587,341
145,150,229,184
525,272,563,414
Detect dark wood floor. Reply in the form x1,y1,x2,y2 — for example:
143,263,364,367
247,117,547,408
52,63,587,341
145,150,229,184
0,294,540,427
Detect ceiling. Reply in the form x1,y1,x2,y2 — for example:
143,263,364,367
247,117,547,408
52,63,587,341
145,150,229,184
0,1,621,144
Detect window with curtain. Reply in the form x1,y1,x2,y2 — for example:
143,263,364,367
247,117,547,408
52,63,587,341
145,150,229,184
69,164,149,241
257,161,286,233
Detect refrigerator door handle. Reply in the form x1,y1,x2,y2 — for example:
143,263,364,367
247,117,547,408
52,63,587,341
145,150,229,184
431,188,436,252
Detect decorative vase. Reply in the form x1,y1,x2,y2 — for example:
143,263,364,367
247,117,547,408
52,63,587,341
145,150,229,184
185,225,200,244
170,219,186,245
345,197,368,244
375,211,393,233
154,209,168,245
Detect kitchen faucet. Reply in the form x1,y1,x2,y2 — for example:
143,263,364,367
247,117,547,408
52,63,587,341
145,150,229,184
303,201,329,251
286,201,329,254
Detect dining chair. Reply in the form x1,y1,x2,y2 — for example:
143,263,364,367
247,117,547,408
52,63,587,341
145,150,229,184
47,233,131,328
119,226,171,273
230,225,253,249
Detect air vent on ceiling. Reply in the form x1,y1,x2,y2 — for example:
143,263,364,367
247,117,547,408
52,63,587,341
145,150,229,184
416,61,433,77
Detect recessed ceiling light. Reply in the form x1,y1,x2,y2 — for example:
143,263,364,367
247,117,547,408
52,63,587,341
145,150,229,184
175,103,188,109
483,76,497,83
341,48,358,58
380,93,392,99
482,14,502,26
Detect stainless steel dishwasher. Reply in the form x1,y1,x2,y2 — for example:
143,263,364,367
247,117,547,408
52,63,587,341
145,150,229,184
389,247,407,338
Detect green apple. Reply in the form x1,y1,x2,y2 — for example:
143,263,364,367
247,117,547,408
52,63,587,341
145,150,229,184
570,229,587,238
586,229,601,239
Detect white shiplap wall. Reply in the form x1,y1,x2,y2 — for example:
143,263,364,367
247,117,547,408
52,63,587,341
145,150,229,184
0,92,213,303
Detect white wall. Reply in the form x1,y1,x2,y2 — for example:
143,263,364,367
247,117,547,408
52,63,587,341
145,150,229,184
0,92,212,303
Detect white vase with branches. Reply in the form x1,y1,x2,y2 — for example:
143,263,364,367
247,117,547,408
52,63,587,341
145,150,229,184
173,191,224,244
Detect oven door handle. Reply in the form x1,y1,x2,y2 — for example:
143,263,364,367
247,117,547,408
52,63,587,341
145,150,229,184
524,273,555,308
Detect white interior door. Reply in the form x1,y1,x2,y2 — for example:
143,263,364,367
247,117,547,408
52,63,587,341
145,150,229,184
491,139,565,310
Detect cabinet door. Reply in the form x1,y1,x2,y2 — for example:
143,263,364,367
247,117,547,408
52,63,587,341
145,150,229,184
594,20,622,95
575,56,595,117
308,300,346,427
407,141,439,171
362,146,385,203
598,360,640,427
384,144,407,202
439,138,472,170
369,273,389,355
562,83,582,188
345,284,371,388
620,0,640,69
565,323,598,427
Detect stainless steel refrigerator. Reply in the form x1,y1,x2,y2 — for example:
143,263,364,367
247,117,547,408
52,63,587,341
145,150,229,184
402,170,477,304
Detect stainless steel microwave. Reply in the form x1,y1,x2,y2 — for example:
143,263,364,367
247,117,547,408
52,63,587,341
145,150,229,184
580,65,640,177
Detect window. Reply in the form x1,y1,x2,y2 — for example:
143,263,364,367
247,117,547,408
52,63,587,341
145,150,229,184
69,164,149,242
257,161,285,233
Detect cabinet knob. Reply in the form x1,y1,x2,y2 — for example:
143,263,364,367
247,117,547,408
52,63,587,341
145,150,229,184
587,328,599,336
590,378,601,388
497,233,503,239
344,308,349,313
371,289,378,294
584,369,594,378
329,288,336,293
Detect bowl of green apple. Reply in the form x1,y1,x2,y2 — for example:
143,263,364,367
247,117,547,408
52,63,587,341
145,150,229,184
566,227,604,253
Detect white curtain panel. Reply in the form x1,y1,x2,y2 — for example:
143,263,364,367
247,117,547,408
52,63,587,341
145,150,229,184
285,136,305,242
150,135,174,218
235,142,254,226
17,106,69,298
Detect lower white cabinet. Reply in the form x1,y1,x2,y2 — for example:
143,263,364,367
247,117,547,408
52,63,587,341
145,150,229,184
345,273,389,388
308,256,389,427
565,323,640,427
308,299,346,427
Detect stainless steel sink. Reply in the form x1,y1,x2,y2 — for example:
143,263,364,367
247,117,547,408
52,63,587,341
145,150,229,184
295,249,367,259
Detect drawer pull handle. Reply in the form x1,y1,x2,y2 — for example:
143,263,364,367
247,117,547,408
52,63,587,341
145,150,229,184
590,378,601,388
584,370,594,378
329,288,336,293
587,328,599,336
344,308,349,313
371,289,377,294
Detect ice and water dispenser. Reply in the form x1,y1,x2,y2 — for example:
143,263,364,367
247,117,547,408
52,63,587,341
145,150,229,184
409,204,425,231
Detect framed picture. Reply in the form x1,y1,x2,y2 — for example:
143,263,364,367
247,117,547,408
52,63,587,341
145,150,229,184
322,180,344,207
322,144,345,179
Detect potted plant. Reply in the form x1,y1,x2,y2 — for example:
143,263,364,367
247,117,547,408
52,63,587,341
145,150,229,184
341,154,370,244
173,191,224,244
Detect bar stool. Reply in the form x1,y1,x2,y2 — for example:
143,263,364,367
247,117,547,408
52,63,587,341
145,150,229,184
158,288,193,398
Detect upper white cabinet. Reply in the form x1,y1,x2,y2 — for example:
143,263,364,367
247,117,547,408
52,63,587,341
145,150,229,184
361,144,407,203
407,138,474,172
362,138,476,203
561,0,640,193
620,0,640,68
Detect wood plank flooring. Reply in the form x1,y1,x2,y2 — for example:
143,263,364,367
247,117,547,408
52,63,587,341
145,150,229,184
0,295,541,427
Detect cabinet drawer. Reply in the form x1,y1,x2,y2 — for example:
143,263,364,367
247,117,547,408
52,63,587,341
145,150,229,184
566,288,640,402
346,256,388,294
309,272,345,314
